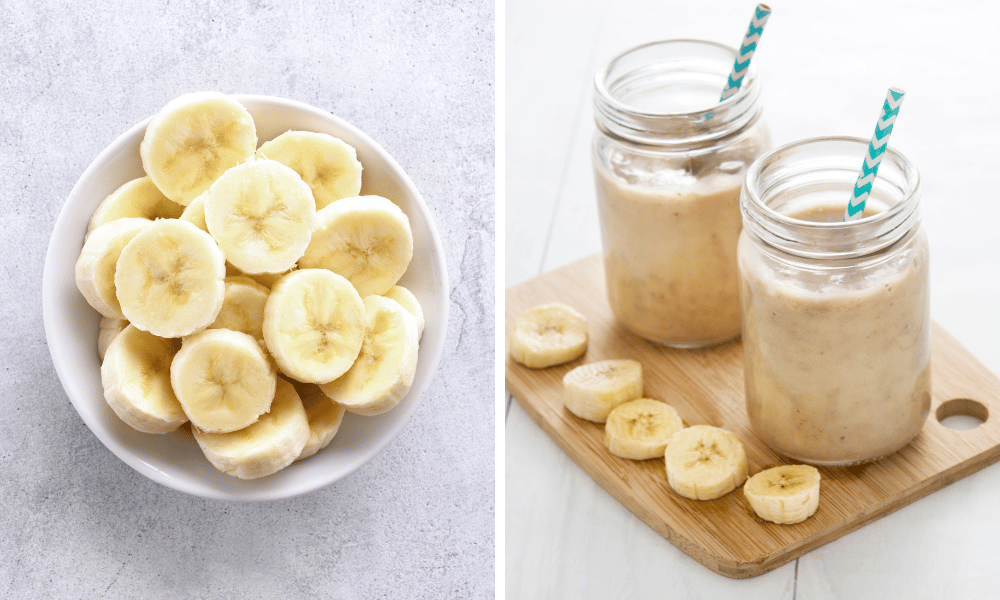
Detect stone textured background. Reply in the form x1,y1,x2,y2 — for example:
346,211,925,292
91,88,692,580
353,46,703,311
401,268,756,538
0,1,494,598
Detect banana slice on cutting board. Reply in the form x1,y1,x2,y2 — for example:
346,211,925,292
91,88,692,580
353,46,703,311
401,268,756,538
97,317,129,362
192,377,310,480
100,324,186,434
140,91,257,205
76,217,152,319
383,285,424,341
664,425,748,501
562,359,641,423
319,295,418,416
256,130,363,210
203,158,317,274
114,218,226,338
170,328,277,433
290,379,346,461
87,176,184,236
297,195,413,297
509,303,588,368
262,269,366,384
207,276,270,340
604,398,685,460
744,465,821,524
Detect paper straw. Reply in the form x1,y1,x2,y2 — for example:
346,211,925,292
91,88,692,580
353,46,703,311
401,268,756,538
720,4,771,101
843,87,906,221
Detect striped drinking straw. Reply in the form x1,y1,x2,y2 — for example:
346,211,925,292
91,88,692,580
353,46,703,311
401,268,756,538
720,4,772,102
843,88,906,221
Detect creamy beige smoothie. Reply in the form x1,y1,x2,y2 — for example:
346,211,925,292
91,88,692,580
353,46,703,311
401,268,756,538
739,205,931,465
594,160,746,347
590,39,771,347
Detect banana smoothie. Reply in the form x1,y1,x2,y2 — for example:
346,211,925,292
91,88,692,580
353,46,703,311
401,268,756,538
591,39,771,348
739,204,931,465
595,161,746,345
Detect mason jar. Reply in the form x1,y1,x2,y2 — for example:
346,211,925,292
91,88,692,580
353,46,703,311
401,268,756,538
592,39,772,348
738,136,931,465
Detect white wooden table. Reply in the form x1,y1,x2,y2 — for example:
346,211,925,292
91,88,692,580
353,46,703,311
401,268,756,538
504,0,1000,596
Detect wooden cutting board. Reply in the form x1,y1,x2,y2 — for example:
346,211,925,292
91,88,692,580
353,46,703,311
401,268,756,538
505,254,1000,579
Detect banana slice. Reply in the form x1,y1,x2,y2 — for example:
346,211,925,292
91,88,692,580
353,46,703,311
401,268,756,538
97,317,129,361
203,158,317,274
179,191,209,232
140,91,257,205
319,295,418,416
290,379,346,461
509,303,588,368
100,324,186,433
604,398,685,460
192,377,310,479
744,465,821,524
170,328,277,433
664,425,748,501
383,285,424,341
262,269,366,384
87,176,184,236
256,131,363,210
115,218,226,338
75,218,152,319
562,359,641,423
297,195,413,297
207,276,270,340
239,268,289,289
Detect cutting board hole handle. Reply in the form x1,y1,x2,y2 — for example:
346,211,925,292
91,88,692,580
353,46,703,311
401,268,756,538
936,398,988,430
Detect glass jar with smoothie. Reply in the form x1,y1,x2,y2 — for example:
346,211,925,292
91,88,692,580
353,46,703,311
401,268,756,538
592,39,771,347
738,137,930,465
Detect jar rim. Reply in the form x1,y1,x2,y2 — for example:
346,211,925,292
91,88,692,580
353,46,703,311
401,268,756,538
743,135,919,228
593,38,763,148
741,136,921,259
594,39,756,118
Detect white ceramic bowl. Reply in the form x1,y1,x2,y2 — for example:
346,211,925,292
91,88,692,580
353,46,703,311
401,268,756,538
43,95,448,501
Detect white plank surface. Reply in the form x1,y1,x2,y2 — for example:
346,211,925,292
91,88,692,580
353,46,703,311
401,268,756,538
505,0,1000,596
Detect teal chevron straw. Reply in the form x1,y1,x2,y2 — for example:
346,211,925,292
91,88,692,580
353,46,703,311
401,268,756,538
843,87,906,221
720,4,771,101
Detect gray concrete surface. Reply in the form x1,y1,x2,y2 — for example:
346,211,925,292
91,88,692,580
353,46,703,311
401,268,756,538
0,1,494,598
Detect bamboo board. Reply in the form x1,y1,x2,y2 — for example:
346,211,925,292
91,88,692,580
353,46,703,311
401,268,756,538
505,254,1000,579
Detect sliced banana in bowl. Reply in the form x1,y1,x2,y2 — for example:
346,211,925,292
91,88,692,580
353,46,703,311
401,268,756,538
290,380,347,462
179,192,209,231
298,195,414,297
87,177,184,236
208,276,270,341
170,328,277,433
101,324,186,434
262,268,366,385
203,158,317,275
383,285,424,341
256,130,363,210
319,295,419,416
97,316,129,362
140,91,258,205
44,93,448,500
192,377,310,480
75,217,153,320
114,218,227,338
